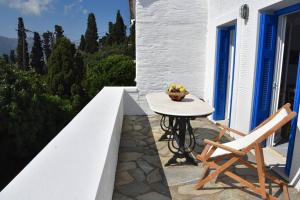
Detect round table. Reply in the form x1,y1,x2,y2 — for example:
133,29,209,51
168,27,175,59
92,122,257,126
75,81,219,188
146,92,214,166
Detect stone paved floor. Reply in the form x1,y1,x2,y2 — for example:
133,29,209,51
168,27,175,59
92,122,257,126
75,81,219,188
113,115,300,200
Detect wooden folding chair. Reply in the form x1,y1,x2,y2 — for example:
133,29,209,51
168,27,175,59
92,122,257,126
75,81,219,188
195,103,297,200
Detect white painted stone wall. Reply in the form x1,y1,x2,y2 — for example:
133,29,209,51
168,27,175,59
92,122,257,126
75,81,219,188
135,0,208,112
204,0,300,188
0,87,124,200
205,0,300,132
134,0,300,189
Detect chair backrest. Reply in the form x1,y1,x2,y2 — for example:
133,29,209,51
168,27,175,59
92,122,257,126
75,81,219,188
215,104,297,155
240,103,296,149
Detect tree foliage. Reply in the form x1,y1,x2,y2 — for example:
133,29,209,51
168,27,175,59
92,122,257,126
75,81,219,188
2,54,9,63
84,13,98,53
48,37,84,97
84,55,135,97
0,61,73,189
17,17,29,70
42,31,53,62
79,35,86,51
10,50,16,64
54,25,64,40
31,32,45,74
114,10,126,44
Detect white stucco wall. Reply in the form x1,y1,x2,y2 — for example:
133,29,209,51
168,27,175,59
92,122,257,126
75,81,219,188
134,0,300,188
0,87,124,200
205,0,300,132
135,0,208,111
204,0,300,188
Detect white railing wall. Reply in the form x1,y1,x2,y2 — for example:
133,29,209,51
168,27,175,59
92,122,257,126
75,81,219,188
0,87,124,200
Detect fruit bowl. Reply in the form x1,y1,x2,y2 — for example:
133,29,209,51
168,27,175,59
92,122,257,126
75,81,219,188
167,84,189,101
167,91,189,101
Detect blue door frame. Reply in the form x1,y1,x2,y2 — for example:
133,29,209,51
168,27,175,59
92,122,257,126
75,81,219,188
252,2,300,175
213,25,237,125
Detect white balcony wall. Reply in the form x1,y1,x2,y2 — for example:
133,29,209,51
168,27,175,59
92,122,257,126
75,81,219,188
0,87,124,200
135,0,208,112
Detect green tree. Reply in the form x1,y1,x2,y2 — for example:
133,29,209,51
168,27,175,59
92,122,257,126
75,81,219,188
10,50,16,64
0,61,73,189
84,13,99,53
48,37,84,96
42,31,53,62
84,55,135,97
17,17,29,70
79,35,85,51
54,25,64,40
114,10,126,44
30,32,44,74
2,54,9,63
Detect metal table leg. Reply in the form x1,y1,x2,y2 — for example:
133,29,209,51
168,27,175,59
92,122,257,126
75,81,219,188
159,115,174,141
165,116,197,166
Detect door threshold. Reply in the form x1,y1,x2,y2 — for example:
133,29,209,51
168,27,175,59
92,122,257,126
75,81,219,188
215,119,229,126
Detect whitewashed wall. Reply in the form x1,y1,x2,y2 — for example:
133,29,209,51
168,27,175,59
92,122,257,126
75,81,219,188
205,0,300,132
204,0,300,188
135,0,208,112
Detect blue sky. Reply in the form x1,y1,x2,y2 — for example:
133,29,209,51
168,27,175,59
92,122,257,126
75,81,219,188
0,0,130,42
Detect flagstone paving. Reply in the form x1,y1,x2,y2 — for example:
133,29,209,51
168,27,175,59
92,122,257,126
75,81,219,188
113,115,300,200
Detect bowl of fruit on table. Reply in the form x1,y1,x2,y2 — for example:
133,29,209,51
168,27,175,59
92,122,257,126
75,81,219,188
167,84,189,101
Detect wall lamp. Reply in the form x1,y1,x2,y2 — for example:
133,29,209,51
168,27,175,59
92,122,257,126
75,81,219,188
240,4,249,20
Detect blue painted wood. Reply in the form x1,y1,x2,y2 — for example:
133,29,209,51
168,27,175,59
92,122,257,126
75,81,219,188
275,2,300,16
286,54,300,175
251,14,278,132
213,29,230,120
229,25,237,127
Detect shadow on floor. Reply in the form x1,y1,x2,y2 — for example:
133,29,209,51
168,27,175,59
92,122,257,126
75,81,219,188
113,116,172,200
113,116,299,200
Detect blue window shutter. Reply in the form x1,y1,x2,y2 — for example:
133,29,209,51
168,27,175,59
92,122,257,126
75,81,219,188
213,29,230,120
251,14,278,129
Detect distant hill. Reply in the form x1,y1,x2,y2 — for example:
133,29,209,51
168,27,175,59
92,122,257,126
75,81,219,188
0,36,33,55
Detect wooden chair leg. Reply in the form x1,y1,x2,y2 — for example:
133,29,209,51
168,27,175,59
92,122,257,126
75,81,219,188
195,156,239,189
283,184,290,200
255,143,267,199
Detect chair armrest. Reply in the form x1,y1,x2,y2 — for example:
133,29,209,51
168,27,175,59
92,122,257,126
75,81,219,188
203,139,245,156
216,123,247,137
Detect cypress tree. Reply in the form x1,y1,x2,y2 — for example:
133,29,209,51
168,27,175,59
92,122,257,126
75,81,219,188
31,32,44,74
78,35,85,51
84,13,98,53
114,10,126,44
54,25,64,40
10,50,16,64
48,37,84,96
42,31,53,61
17,17,29,70
107,22,115,46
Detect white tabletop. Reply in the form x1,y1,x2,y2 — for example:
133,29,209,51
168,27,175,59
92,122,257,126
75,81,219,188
146,92,214,117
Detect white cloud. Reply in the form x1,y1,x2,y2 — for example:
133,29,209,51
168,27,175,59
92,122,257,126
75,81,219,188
82,9,88,15
64,3,76,14
0,0,54,15
64,1,88,15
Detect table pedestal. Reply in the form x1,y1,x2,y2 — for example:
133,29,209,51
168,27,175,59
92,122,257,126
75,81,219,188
165,116,197,166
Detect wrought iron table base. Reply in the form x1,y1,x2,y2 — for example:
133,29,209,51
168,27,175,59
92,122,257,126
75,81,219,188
159,115,174,141
164,116,197,166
